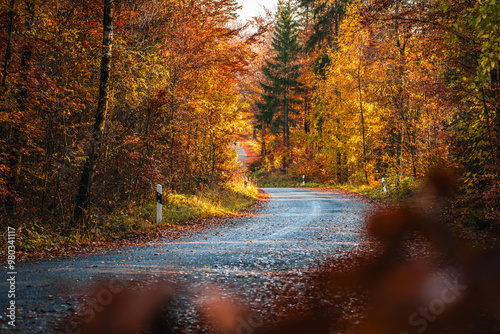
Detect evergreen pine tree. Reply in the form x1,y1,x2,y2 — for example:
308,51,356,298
298,0,348,51
256,0,302,168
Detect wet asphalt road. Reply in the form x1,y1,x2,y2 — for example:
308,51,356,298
1,188,370,333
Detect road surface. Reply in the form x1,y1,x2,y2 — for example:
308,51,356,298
236,143,247,166
0,188,370,332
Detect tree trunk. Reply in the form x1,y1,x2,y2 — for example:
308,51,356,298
357,55,368,184
491,67,500,176
261,128,267,156
408,124,417,178
284,86,290,147
304,90,310,134
283,84,290,170
479,84,498,174
334,0,339,37
209,126,216,184
336,151,342,182
72,0,114,225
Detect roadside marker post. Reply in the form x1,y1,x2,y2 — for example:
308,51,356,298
382,177,387,193
302,175,305,186
156,184,162,223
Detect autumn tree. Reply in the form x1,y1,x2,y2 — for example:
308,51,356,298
275,0,453,185
72,0,115,225
0,0,256,232
256,0,302,170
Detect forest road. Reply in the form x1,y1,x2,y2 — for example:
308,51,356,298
1,188,370,333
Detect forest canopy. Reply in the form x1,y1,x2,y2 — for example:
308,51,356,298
1,0,499,237
0,0,263,230
251,0,500,227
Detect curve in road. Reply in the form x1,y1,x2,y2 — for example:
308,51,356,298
1,188,371,332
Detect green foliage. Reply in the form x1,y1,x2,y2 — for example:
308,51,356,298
474,0,500,77
437,0,500,219
256,0,303,139
298,0,349,51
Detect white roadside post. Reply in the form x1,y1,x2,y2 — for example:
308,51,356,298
382,177,387,193
302,175,305,186
156,184,162,223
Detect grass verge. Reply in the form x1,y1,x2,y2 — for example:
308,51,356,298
2,180,260,259
252,169,418,201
